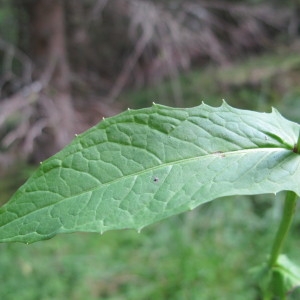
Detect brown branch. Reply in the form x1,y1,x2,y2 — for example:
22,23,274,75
0,81,42,128
106,34,150,103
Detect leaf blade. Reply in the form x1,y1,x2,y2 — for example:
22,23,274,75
1,102,299,243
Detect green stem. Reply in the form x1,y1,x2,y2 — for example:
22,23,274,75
268,131,300,268
267,191,297,268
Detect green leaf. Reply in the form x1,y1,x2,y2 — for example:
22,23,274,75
0,102,299,243
271,255,300,297
251,255,300,298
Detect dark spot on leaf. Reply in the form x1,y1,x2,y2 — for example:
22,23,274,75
153,177,159,183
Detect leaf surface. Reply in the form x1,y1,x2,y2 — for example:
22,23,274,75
0,102,299,243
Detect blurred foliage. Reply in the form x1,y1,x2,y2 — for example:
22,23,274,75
0,0,18,43
123,48,300,122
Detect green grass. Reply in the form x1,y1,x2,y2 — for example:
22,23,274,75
1,50,300,299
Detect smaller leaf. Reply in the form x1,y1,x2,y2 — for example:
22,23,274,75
251,255,300,298
271,255,300,296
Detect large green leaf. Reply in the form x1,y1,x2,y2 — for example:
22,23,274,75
0,102,299,243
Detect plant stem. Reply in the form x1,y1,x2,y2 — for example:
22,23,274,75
268,191,297,268
268,131,300,268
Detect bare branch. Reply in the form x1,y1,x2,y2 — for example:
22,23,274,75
0,82,42,128
0,38,33,96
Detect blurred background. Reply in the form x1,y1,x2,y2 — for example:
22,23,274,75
1,0,300,299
